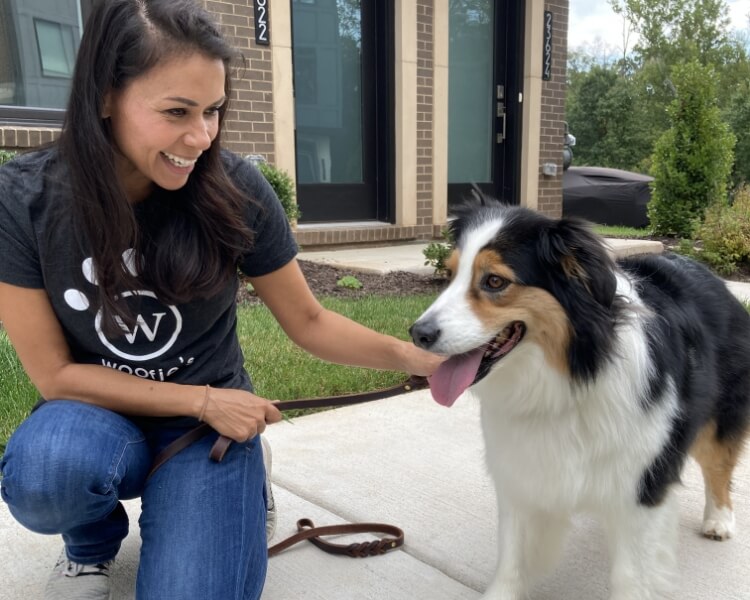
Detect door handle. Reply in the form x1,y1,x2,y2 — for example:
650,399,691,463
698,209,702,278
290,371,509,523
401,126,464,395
496,101,506,144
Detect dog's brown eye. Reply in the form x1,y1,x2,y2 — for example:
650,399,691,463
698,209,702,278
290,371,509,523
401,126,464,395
483,274,510,292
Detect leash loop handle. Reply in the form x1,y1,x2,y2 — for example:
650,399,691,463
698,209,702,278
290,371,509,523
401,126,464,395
268,518,404,558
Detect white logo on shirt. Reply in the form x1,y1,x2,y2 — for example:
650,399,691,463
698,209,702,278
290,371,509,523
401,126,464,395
63,251,183,362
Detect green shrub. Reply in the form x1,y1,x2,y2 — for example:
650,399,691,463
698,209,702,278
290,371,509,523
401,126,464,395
336,275,363,289
648,61,735,237
257,161,301,223
423,228,454,278
0,150,16,166
689,185,750,275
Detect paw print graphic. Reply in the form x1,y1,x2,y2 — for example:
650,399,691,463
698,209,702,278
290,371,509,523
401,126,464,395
63,250,183,361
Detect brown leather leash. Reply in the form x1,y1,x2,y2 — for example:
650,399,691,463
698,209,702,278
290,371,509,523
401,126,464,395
147,375,427,558
149,375,428,477
267,519,404,558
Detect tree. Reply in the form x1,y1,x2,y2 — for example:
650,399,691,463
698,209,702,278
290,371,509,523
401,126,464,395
566,66,653,171
725,84,750,187
567,1,749,182
648,61,735,236
610,0,732,66
609,0,742,119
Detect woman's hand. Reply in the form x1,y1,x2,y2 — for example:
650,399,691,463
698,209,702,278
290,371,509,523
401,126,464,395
199,387,283,442
396,340,446,377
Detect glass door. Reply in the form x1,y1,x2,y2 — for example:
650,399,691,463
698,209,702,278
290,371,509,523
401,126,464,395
292,0,389,222
448,0,522,206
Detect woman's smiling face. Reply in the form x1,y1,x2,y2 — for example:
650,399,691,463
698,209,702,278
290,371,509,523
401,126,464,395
104,52,226,203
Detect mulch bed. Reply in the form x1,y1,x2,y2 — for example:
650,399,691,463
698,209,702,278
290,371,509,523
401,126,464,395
237,260,447,305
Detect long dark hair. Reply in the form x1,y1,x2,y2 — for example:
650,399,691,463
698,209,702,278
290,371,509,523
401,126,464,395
58,0,254,326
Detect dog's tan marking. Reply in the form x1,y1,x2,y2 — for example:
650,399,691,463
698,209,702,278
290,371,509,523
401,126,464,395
471,249,517,287
445,250,460,280
466,250,571,374
690,421,745,511
513,288,570,374
560,254,594,295
560,254,586,281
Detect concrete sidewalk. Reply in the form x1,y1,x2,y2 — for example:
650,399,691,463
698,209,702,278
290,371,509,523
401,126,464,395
297,237,666,276
2,238,750,599
2,393,748,599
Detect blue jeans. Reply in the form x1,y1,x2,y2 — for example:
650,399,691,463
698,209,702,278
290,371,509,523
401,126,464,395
0,400,268,600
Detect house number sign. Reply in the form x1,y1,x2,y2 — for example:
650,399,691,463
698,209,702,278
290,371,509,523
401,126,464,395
543,11,552,81
254,0,269,46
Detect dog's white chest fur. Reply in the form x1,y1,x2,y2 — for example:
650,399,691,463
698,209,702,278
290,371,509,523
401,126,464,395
475,337,678,514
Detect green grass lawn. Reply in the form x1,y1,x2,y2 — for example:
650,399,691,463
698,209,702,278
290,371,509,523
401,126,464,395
0,294,438,454
593,224,651,238
0,337,39,454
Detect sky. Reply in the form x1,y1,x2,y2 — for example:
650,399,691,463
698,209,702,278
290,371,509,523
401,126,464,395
568,0,750,53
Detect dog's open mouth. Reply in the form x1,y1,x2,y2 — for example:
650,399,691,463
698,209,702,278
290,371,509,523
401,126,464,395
429,321,526,407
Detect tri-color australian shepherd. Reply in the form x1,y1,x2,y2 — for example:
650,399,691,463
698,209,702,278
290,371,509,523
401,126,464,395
410,197,750,600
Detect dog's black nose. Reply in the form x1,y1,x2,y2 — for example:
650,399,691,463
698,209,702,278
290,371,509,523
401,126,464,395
409,319,441,349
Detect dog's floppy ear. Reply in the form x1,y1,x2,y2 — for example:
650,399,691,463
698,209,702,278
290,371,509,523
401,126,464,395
538,217,617,308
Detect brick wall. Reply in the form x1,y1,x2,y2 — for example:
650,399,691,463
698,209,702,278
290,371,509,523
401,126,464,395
537,1,568,218
0,127,58,152
202,0,275,162
416,0,435,238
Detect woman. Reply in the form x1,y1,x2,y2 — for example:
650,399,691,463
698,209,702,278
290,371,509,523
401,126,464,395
0,1,442,598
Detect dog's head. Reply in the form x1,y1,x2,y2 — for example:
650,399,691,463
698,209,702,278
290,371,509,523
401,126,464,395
410,195,620,406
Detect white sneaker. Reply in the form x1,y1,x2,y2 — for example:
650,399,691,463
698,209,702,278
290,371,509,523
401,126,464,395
260,436,277,541
44,549,113,600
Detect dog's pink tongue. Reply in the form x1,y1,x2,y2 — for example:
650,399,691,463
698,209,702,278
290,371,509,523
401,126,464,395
428,349,484,407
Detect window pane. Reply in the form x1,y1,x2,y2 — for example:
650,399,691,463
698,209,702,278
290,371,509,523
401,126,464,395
35,19,76,78
292,0,364,185
448,1,494,183
0,0,82,111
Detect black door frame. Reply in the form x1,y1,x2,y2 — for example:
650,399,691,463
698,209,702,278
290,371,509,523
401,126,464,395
294,0,394,223
448,0,524,207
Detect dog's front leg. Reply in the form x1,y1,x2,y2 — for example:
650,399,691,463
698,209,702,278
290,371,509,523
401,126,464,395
603,493,679,600
480,510,526,600
480,509,569,600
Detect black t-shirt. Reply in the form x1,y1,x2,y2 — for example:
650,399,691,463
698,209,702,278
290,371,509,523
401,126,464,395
0,147,298,413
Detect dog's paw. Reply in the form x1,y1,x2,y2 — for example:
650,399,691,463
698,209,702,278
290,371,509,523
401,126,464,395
702,515,734,540
702,505,735,541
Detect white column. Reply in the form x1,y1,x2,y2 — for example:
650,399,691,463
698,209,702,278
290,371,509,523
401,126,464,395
394,0,418,226
270,1,297,188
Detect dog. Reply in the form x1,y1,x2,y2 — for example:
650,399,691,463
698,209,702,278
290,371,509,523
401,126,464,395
410,196,750,600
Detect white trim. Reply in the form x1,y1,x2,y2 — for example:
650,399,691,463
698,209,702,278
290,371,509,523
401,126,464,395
394,0,418,227
271,1,297,189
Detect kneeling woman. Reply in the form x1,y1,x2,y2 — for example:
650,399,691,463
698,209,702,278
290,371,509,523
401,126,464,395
0,1,442,599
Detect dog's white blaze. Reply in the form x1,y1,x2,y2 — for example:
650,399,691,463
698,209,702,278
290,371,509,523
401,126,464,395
418,217,505,355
